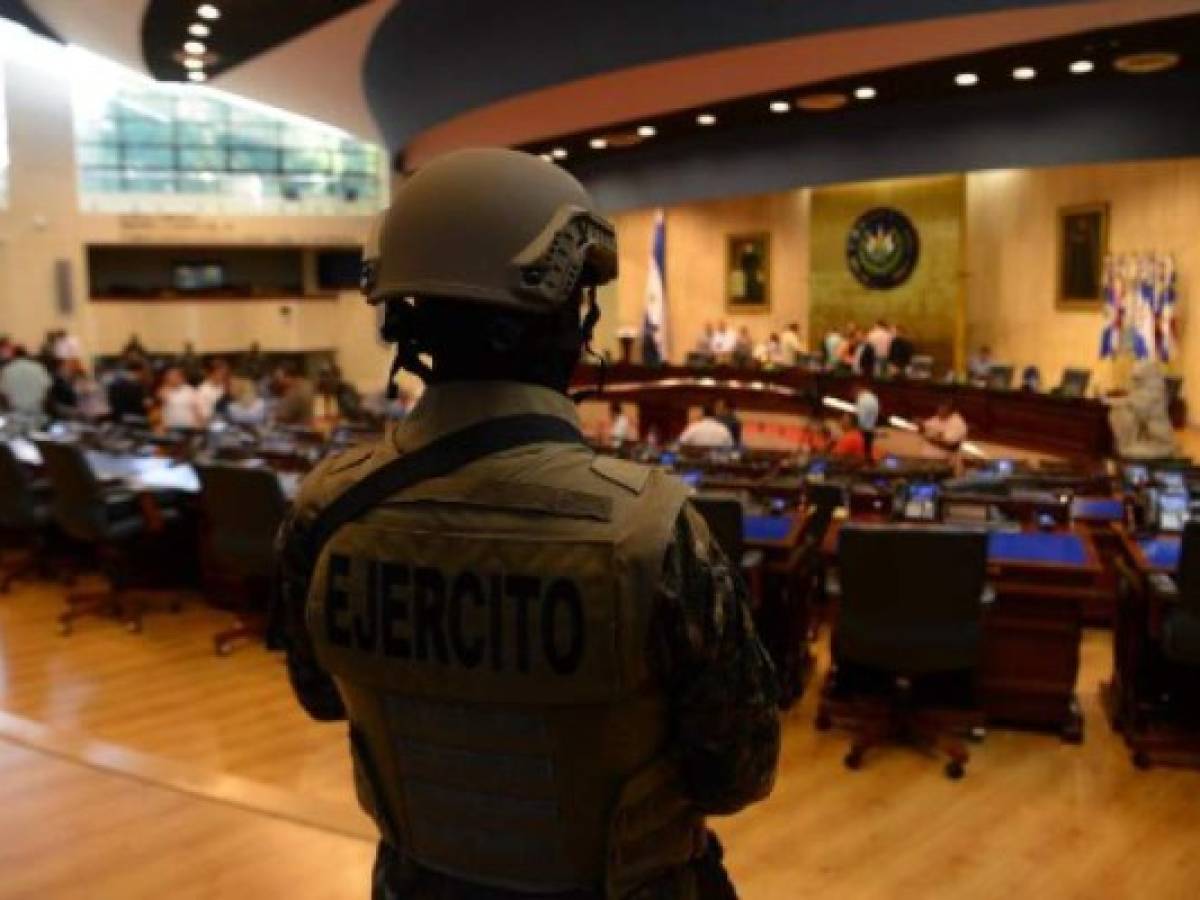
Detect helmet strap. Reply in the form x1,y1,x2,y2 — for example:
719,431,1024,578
571,287,606,404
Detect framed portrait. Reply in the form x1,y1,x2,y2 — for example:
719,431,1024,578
1056,203,1109,308
726,233,770,313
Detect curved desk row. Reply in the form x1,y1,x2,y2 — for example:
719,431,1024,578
576,364,1114,459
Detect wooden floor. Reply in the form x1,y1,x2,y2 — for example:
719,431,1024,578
2,577,1200,898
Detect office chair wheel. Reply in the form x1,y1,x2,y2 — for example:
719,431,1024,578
844,749,864,771
944,760,965,780
1132,750,1152,770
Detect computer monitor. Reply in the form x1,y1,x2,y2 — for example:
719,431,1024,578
1155,469,1186,492
992,458,1015,477
902,482,940,522
986,365,1014,391
679,469,702,488
808,459,828,478
1124,464,1151,490
659,451,677,468
1059,368,1091,399
882,454,901,471
1157,491,1190,533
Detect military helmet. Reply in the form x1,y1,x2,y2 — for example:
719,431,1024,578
362,148,617,314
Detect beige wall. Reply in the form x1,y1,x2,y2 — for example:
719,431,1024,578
965,159,1199,416
0,45,393,393
810,175,964,368
608,190,810,359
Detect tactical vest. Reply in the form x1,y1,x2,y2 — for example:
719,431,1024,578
306,441,700,898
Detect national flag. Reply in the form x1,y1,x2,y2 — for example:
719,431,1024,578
1156,254,1178,362
642,210,668,363
1099,254,1121,359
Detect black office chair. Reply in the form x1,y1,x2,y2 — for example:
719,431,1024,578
36,440,179,633
0,442,54,592
1055,368,1091,399
818,524,990,779
196,463,288,655
691,496,766,595
1162,523,1200,667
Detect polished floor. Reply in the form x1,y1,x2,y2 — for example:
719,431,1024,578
1,577,1199,899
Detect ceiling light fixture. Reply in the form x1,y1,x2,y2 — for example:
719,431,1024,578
589,137,608,149
189,23,210,38
188,70,207,82
955,72,979,87
769,100,790,113
196,4,221,20
183,57,204,69
1069,59,1094,74
696,113,717,126
183,40,206,55
637,125,657,138
1012,66,1036,80
853,86,876,100
551,147,568,160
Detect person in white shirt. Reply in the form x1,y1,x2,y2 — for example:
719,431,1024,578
158,366,203,430
53,331,83,362
678,403,735,450
823,327,845,368
921,401,968,461
866,320,893,365
780,323,804,364
196,358,232,423
608,401,634,447
711,320,737,355
755,333,787,367
0,347,52,418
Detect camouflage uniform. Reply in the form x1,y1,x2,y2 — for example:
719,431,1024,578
275,382,780,900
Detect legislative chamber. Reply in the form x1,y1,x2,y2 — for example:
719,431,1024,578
1,3,1199,898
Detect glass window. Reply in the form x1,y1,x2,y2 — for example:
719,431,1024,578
73,64,385,215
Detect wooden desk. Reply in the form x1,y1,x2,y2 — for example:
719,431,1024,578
579,364,1113,458
822,522,1095,739
742,512,814,708
1104,529,1200,769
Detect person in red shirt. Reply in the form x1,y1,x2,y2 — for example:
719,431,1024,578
832,413,872,462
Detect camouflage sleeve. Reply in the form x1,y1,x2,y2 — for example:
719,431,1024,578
273,502,347,722
649,503,781,815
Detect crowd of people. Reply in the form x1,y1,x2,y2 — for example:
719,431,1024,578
688,318,916,375
0,330,409,434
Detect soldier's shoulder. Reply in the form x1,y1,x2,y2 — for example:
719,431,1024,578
587,454,690,499
294,440,394,518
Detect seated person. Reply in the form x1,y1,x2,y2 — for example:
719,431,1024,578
832,413,872,462
225,378,267,427
107,358,150,422
967,345,993,384
271,364,315,427
755,333,787,368
887,325,915,373
1020,365,1042,392
730,327,754,367
197,357,233,423
780,323,804,364
158,365,203,430
693,322,716,354
711,320,737,357
608,401,634,446
921,401,968,460
678,403,735,450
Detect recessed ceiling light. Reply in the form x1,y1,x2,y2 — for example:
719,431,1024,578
189,23,210,38
183,57,204,69
183,40,206,55
1114,50,1181,74
589,137,608,149
1012,66,1036,80
853,86,876,100
1069,59,1094,74
551,147,567,160
636,125,657,138
196,4,221,20
769,100,790,113
696,113,717,126
188,70,207,83
955,72,979,87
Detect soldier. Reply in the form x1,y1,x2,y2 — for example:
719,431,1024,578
274,148,780,900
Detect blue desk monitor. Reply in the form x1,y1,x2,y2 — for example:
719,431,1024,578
1158,491,1190,533
808,459,827,477
1124,464,1150,489
882,454,900,470
904,483,939,521
1155,469,1186,492
659,452,677,468
993,459,1015,477
680,470,702,488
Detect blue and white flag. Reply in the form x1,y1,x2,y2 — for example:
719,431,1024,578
1099,254,1121,359
642,210,668,364
1155,254,1178,362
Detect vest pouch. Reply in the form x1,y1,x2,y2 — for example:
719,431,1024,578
605,757,703,900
